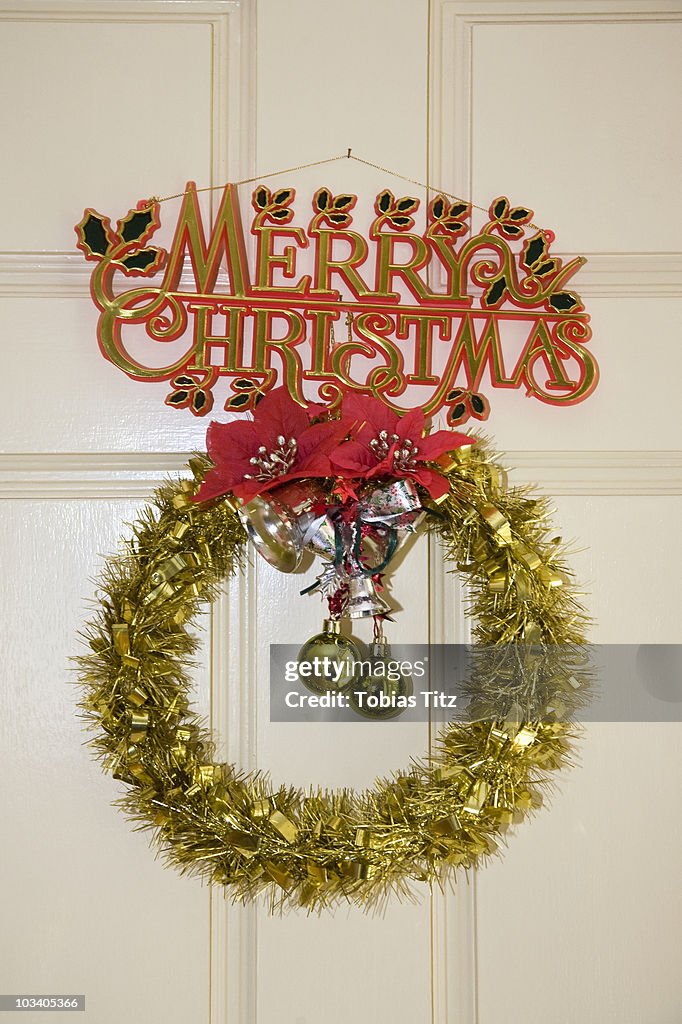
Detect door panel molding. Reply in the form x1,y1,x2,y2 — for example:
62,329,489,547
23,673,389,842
2,250,680,297
429,532,477,1023
429,0,682,254
210,580,258,1024
2,451,681,498
0,0,250,259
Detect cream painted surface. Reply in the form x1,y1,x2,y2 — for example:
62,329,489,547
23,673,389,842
469,20,682,254
475,494,682,1024
0,19,212,250
0,498,211,1022
432,4,682,1018
1,2,681,1024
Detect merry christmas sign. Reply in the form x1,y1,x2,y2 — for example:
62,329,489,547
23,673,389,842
75,180,598,424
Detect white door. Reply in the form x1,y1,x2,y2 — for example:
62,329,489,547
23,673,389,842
1,1,680,1023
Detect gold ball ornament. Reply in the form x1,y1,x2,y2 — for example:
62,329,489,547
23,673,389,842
78,441,589,911
347,638,414,720
297,619,362,694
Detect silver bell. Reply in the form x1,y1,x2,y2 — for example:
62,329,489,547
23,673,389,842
238,494,303,573
344,575,390,619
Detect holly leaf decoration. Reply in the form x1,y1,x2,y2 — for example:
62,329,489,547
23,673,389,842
391,195,418,230
191,389,211,415
397,197,418,213
449,202,470,219
491,197,509,220
373,191,419,231
548,291,583,313
254,186,270,210
165,373,215,416
116,248,165,276
82,215,111,255
534,259,557,277
428,194,470,236
117,206,157,244
446,388,490,425
311,189,357,228
470,392,489,418
483,275,508,307
377,190,393,214
75,210,115,259
76,202,167,272
388,215,413,229
315,188,330,211
448,402,468,425
523,233,548,270
228,393,251,409
166,390,191,408
521,232,560,280
252,184,295,225
489,197,533,240
224,377,267,412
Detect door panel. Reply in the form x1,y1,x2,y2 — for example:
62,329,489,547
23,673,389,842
0,498,211,1023
474,492,682,1024
431,5,682,1015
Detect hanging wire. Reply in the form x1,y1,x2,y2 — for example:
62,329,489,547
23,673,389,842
149,149,545,232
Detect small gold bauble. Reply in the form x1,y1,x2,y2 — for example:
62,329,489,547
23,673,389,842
297,619,362,694
347,639,413,719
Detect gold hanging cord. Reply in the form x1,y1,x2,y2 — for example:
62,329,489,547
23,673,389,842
150,149,546,233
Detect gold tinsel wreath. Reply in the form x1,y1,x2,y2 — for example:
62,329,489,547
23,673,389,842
78,439,589,911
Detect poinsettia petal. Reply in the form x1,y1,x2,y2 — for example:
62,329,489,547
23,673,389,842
364,458,394,480
278,461,333,483
204,417,258,466
304,399,331,421
292,435,348,477
342,393,400,445
296,419,350,462
252,386,310,445
194,466,244,503
230,478,271,502
396,408,426,442
330,440,379,475
410,466,451,499
418,429,474,460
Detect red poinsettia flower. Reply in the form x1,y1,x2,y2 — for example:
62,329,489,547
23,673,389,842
194,387,349,503
330,393,473,499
